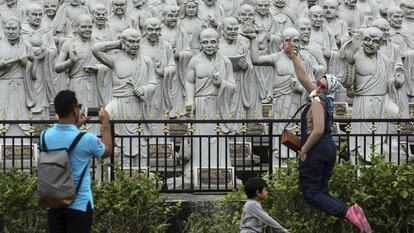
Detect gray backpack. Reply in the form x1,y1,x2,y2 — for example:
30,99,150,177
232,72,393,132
37,131,87,208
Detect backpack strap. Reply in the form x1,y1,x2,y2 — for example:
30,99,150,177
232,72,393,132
67,132,87,196
40,130,49,152
67,133,85,154
75,162,89,194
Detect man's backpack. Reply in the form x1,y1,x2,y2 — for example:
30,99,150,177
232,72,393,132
37,131,88,208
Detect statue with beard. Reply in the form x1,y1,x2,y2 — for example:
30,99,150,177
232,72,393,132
107,0,134,40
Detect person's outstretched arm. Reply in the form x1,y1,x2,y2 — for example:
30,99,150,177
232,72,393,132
248,202,289,233
284,37,316,93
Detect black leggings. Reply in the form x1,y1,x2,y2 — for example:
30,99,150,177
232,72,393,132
48,202,93,233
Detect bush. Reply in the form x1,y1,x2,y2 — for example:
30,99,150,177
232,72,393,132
0,169,180,233
92,170,181,233
0,169,47,233
184,154,414,233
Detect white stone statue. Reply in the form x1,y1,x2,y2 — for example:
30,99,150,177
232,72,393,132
0,0,20,34
220,0,240,17
254,0,278,35
197,0,225,28
161,5,193,118
321,0,349,52
21,3,57,119
356,0,379,27
140,17,175,133
388,6,414,52
341,27,401,159
400,0,414,40
179,0,207,53
185,28,236,186
338,0,363,32
296,17,327,79
41,0,72,48
107,0,134,40
92,28,157,160
371,18,408,118
221,16,262,124
52,0,89,32
55,14,100,132
269,0,296,35
308,5,325,49
91,4,111,42
128,0,156,32
0,17,36,136
244,27,313,161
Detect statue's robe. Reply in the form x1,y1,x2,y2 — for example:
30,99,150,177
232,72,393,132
356,0,379,26
161,24,193,117
107,15,134,40
404,50,414,102
0,38,35,135
21,24,57,119
128,5,156,32
179,15,207,53
338,5,363,31
140,38,175,134
105,53,157,158
92,23,112,42
255,14,279,35
301,41,327,80
185,52,235,184
219,36,261,133
197,2,225,26
52,3,89,32
389,28,414,52
269,6,296,35
220,0,240,17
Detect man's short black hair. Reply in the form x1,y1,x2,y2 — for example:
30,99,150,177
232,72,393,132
54,90,78,118
244,177,267,199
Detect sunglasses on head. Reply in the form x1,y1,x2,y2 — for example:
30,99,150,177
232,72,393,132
316,80,328,90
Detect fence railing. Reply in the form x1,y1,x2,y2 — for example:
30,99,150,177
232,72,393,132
0,118,413,193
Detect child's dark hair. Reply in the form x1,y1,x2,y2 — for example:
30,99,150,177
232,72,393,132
244,177,267,198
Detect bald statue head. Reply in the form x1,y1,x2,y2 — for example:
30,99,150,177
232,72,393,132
44,0,59,18
400,0,414,20
75,14,93,39
26,3,43,29
282,27,300,52
309,5,324,28
121,28,141,56
323,0,339,20
362,27,383,57
222,17,239,42
296,17,312,44
371,17,390,41
388,6,404,29
199,28,219,56
163,5,180,28
112,0,127,16
256,0,270,16
3,17,21,44
238,4,255,25
93,4,108,27
144,17,161,43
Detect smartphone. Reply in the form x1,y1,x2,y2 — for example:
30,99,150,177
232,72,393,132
85,107,100,117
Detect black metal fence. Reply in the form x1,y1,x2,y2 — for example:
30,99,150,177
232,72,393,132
0,118,413,193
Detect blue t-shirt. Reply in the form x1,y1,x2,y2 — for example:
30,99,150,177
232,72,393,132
40,124,105,212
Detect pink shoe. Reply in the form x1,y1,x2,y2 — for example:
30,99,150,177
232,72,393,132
345,204,372,233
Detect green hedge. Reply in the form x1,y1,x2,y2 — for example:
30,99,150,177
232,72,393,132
0,170,180,233
184,154,414,233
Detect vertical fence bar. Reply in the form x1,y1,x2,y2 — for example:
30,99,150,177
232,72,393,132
268,123,273,179
110,122,115,181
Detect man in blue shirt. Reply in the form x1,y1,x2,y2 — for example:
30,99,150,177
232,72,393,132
42,90,112,233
